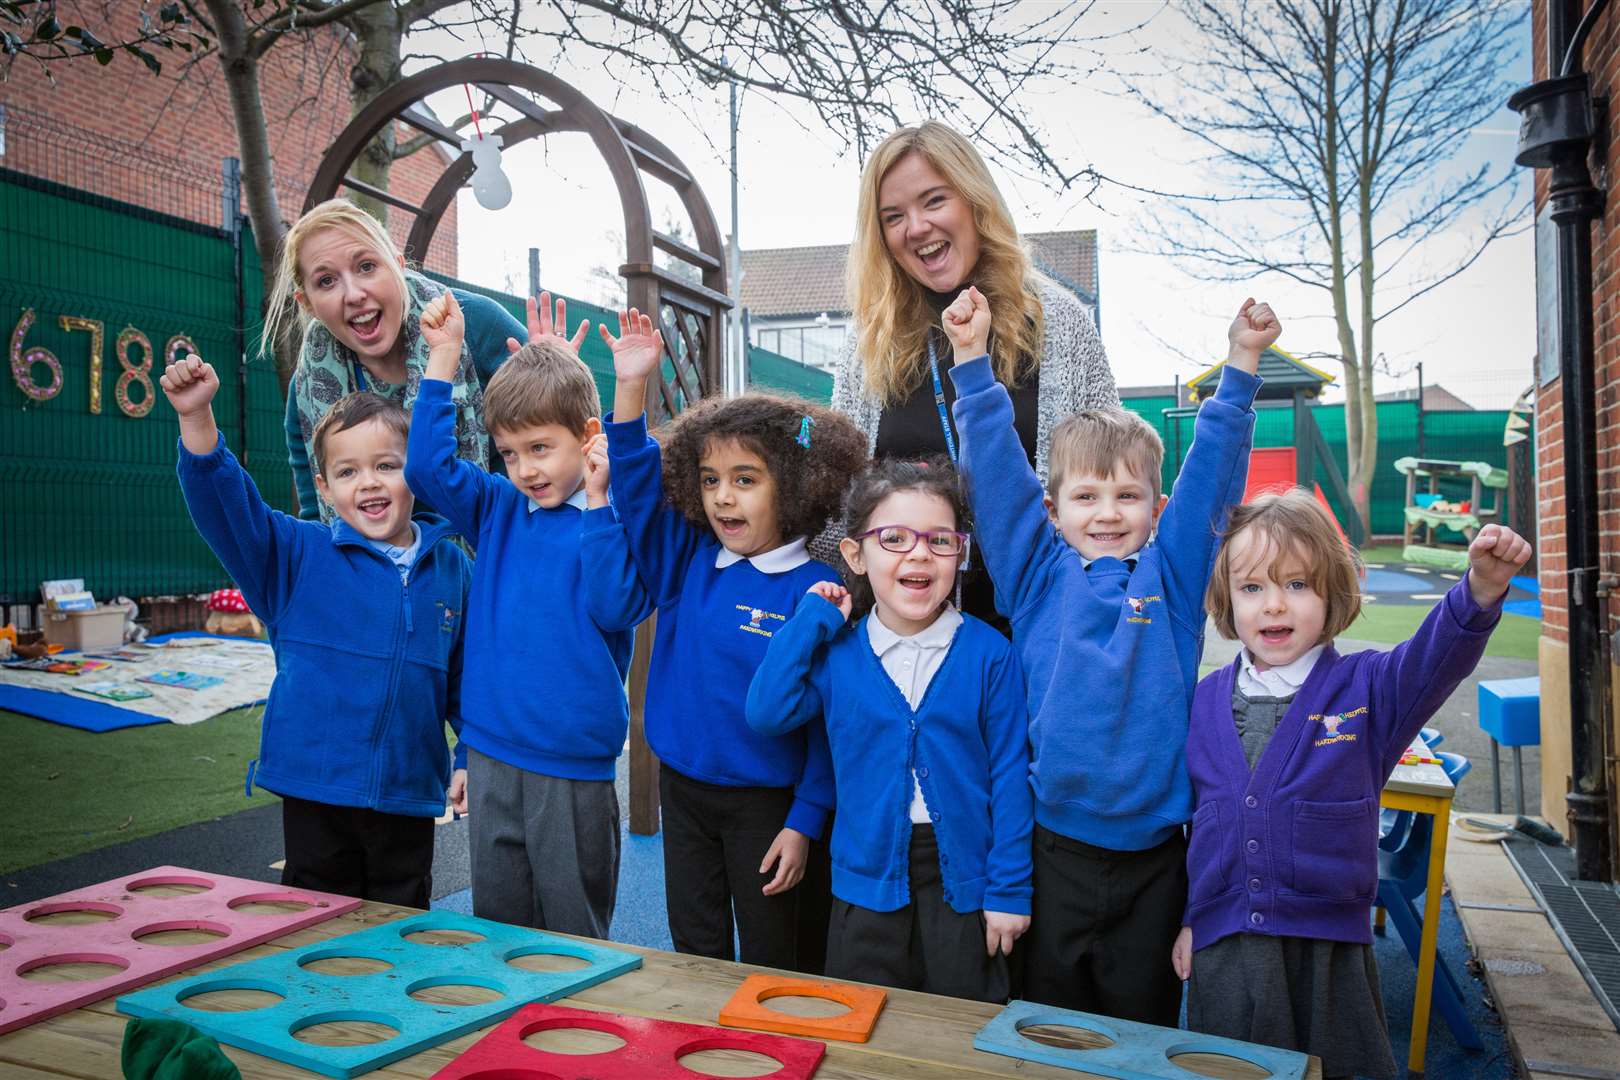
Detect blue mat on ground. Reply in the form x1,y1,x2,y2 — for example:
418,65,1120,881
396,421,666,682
0,632,262,733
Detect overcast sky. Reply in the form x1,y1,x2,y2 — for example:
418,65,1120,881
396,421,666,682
423,3,1534,410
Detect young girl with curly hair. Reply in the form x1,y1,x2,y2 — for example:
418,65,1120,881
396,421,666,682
746,458,1033,1002
598,309,868,972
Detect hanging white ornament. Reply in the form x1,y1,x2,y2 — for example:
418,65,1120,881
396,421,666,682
462,132,512,211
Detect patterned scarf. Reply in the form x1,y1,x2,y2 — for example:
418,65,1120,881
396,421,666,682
291,269,487,523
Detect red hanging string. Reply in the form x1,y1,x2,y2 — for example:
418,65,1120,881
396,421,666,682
462,80,483,138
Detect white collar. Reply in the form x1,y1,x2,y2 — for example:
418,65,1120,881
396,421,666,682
528,487,590,513
866,604,962,655
714,536,812,573
1240,643,1326,693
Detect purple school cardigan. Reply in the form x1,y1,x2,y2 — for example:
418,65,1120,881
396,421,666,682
1184,579,1502,949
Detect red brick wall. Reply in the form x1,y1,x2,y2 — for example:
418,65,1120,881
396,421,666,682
1531,2,1620,647
0,10,457,274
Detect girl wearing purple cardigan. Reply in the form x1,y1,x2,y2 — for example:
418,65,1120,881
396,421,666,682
1172,489,1529,1079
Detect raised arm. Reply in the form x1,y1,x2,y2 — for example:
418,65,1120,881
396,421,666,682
746,589,844,738
165,356,303,621
405,293,500,539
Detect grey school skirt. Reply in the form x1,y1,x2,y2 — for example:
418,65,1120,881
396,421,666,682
1186,932,1398,1080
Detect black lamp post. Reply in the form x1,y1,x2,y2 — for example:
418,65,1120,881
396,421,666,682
1507,0,1613,884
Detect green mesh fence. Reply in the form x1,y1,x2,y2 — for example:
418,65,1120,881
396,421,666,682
0,170,285,603
748,346,834,401
1131,393,1529,538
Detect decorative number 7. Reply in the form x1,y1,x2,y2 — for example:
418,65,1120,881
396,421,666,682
60,316,105,414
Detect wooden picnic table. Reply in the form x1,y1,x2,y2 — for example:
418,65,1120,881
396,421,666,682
0,897,1322,1079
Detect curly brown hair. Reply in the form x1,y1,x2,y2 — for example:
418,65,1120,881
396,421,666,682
658,393,869,543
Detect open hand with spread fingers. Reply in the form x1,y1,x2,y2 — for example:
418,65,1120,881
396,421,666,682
506,290,589,355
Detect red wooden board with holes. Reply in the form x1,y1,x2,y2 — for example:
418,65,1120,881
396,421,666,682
428,1001,826,1079
0,866,360,1036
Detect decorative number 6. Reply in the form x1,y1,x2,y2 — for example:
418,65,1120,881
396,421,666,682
9,308,64,402
114,326,156,418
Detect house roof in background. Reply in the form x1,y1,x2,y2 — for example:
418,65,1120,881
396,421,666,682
1374,384,1476,411
739,230,1098,318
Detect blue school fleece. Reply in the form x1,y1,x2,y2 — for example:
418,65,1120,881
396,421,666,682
1185,579,1501,948
176,433,470,817
405,378,649,781
603,414,834,838
747,596,1034,916
949,357,1259,850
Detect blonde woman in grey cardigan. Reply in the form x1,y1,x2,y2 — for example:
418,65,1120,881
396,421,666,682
828,121,1118,627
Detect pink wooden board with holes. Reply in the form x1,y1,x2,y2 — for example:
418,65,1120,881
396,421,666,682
428,1002,827,1079
0,865,360,1036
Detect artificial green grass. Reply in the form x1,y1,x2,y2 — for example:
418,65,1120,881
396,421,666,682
1357,542,1409,566
0,705,276,875
1348,604,1539,661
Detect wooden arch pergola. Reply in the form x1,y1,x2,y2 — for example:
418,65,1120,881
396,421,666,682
307,58,733,834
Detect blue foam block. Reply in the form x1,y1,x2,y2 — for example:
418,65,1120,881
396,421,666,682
973,1000,1308,1080
116,911,642,1079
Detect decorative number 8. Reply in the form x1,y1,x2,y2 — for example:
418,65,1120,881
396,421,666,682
9,308,64,402
115,326,155,418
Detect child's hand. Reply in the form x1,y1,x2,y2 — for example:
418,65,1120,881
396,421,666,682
1172,926,1193,980
941,286,992,363
420,290,465,353
505,290,589,356
159,355,219,417
583,432,610,509
984,910,1030,957
599,308,665,385
807,581,853,622
446,768,468,816
1466,524,1531,607
760,827,808,896
1226,298,1280,373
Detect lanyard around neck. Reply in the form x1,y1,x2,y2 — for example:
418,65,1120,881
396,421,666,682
925,336,958,463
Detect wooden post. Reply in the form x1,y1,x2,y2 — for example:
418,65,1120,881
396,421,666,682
627,612,660,836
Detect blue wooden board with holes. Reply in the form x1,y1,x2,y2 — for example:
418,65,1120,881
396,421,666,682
973,999,1309,1080
115,911,642,1079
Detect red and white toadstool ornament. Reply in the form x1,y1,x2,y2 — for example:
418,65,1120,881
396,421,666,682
205,588,262,638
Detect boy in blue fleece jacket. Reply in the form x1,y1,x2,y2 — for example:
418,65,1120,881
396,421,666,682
406,292,650,938
162,356,470,907
941,287,1277,1024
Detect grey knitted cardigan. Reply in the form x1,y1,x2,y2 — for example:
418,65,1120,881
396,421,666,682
830,276,1120,483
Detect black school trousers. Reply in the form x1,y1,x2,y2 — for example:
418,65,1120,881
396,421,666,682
1022,824,1187,1026
280,795,435,907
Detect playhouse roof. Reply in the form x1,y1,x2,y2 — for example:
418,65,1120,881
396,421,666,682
1186,346,1337,401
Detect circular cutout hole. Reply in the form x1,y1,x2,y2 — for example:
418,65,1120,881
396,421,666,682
406,980,505,1007
132,920,232,947
1017,1023,1115,1051
505,949,591,974
403,927,485,946
227,893,315,915
17,953,131,983
0,933,12,953
180,984,286,1013
23,902,123,926
521,1025,627,1056
758,993,851,1019
291,1013,401,1047
677,1046,784,1077
300,954,393,977
457,1071,567,1080
1168,1052,1272,1079
127,876,214,898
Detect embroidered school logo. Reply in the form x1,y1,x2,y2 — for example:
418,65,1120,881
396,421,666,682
1125,594,1163,625
1310,706,1367,747
735,603,787,638
436,602,458,634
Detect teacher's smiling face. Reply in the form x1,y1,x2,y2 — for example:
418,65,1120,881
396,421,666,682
878,151,982,294
296,226,408,368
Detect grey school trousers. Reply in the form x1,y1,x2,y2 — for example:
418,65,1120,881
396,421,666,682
467,748,620,938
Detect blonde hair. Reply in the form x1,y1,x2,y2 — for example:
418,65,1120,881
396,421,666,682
848,121,1044,405
484,340,601,436
1047,407,1165,498
1205,488,1364,643
259,199,408,361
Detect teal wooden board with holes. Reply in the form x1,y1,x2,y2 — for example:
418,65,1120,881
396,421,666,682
115,911,641,1079
973,999,1309,1080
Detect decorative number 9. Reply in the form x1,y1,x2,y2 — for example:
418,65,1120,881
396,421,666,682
165,334,199,367
114,326,155,418
10,308,64,402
